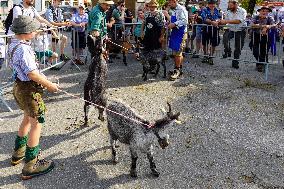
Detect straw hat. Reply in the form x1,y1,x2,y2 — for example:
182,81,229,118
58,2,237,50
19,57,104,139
11,15,40,34
147,0,159,7
98,0,114,5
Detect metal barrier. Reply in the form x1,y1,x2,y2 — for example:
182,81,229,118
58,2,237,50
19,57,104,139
186,24,284,80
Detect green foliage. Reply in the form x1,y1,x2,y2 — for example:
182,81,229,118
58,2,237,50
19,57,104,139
240,0,263,13
157,0,167,7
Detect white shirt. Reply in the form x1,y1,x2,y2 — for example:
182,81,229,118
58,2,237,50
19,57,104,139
32,33,49,52
224,7,247,31
171,3,188,33
8,4,40,35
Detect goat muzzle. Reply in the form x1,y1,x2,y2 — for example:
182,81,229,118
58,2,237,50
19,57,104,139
158,138,169,149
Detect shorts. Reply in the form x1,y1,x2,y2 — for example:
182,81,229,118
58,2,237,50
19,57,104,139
202,26,220,47
52,33,65,43
71,31,86,49
172,33,188,57
35,50,54,61
13,78,46,120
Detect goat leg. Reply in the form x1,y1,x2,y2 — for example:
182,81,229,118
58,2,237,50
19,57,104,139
123,52,127,66
142,66,148,81
161,58,167,78
147,153,160,177
154,62,160,78
129,146,138,177
84,103,90,127
110,137,118,164
98,107,105,122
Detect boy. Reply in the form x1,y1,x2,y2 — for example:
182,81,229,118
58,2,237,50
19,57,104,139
9,15,59,180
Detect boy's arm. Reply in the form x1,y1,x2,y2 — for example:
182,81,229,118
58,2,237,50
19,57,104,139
28,71,59,92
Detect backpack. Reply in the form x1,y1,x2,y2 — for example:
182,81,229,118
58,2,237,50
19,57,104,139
4,4,24,34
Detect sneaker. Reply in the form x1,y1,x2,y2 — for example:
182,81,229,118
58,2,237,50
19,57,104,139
170,69,181,81
22,156,55,180
11,145,26,166
60,54,70,61
256,64,264,72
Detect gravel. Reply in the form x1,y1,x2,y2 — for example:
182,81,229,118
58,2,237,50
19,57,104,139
1,45,284,189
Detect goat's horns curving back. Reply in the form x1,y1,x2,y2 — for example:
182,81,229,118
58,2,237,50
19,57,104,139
167,102,172,113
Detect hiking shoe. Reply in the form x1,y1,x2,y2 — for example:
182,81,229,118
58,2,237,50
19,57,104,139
60,54,70,61
22,156,55,180
170,69,182,81
256,64,264,72
232,61,239,69
11,145,26,166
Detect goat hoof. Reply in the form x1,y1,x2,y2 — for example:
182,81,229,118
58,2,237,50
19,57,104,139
151,169,160,177
112,157,118,164
130,169,137,178
98,116,105,122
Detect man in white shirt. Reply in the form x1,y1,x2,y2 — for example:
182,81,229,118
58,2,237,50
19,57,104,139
7,0,53,36
219,0,247,69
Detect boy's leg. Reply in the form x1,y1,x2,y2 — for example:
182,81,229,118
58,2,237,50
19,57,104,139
11,113,30,166
22,116,54,180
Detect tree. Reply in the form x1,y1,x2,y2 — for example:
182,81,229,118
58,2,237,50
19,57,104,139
240,0,263,14
157,0,167,7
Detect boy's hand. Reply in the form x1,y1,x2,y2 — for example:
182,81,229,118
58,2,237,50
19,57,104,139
47,83,59,93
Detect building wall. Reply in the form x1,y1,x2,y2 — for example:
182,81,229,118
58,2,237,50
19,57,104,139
0,0,13,19
92,0,137,13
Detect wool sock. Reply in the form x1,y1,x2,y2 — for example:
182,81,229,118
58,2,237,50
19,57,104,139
14,135,28,150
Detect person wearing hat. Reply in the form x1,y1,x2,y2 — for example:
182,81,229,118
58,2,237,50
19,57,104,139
45,0,72,62
140,0,166,65
88,0,114,39
200,0,222,65
70,4,89,65
218,0,247,69
8,15,59,180
163,0,188,80
250,6,275,72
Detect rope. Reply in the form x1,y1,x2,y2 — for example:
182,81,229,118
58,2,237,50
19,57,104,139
58,89,154,129
107,40,131,51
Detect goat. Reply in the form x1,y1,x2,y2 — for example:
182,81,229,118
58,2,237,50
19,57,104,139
107,40,133,66
106,101,180,177
141,49,167,81
84,35,108,126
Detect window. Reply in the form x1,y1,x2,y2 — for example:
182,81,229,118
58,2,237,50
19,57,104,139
0,1,8,7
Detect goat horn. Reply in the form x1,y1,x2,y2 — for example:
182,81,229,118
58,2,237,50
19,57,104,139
167,102,172,113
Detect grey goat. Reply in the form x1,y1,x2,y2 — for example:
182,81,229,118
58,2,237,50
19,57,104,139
106,101,180,177
84,36,108,126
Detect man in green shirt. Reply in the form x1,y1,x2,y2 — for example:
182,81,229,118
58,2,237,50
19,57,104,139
87,0,114,57
88,0,114,38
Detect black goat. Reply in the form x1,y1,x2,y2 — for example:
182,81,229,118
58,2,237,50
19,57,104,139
141,50,167,81
84,35,108,126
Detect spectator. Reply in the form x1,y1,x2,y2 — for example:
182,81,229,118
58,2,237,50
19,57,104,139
6,0,54,38
166,0,188,80
124,8,133,43
191,1,206,58
45,0,72,61
141,0,165,52
250,6,275,72
33,25,58,66
70,4,88,65
219,0,247,69
112,0,125,40
133,9,144,60
200,0,222,65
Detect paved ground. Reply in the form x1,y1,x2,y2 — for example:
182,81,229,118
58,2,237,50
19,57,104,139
1,37,284,188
